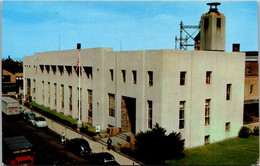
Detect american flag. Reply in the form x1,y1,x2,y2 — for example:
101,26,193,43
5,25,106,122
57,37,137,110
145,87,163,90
76,58,79,72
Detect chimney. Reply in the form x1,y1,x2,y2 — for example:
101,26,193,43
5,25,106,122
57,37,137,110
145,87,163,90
232,44,240,52
77,43,81,50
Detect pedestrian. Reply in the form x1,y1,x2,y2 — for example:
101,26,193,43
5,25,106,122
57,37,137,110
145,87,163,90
107,137,112,150
61,132,66,144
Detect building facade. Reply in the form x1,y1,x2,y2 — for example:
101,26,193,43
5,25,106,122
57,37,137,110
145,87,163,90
244,52,259,117
2,69,23,94
23,48,245,148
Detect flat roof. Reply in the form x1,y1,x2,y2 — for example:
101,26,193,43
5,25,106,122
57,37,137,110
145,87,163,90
2,97,19,103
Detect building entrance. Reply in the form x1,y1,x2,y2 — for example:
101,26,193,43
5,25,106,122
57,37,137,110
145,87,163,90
121,96,136,134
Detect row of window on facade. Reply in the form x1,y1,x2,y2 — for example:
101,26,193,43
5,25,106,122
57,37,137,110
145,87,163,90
205,122,230,145
179,84,232,130
28,64,214,86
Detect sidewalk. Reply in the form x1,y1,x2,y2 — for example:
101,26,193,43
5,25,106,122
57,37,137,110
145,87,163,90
23,106,140,165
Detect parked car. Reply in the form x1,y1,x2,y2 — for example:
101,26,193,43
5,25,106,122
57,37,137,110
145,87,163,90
89,152,120,165
31,116,48,128
23,112,36,123
66,138,92,156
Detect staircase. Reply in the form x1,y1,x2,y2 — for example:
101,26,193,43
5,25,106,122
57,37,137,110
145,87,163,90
99,132,134,150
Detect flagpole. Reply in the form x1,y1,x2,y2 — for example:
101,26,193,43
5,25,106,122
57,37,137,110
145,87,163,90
77,43,82,129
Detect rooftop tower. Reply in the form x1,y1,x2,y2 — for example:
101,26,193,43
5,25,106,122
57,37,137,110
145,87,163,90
200,2,226,51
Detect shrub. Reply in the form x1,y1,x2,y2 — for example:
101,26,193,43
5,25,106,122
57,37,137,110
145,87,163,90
252,126,259,136
238,126,251,138
135,123,184,164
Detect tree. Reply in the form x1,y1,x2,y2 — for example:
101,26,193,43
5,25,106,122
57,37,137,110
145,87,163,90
2,56,23,74
135,123,184,164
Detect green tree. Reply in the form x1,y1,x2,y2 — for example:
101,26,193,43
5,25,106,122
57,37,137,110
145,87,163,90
135,123,184,164
2,56,23,74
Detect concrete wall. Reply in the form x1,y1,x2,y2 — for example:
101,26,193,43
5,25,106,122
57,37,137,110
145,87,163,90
23,47,245,148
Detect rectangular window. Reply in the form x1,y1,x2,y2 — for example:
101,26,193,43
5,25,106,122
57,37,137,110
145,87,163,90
2,75,11,82
148,100,153,129
69,86,72,111
225,122,231,132
204,18,209,29
250,85,254,95
246,67,251,75
217,18,221,28
205,99,210,126
54,83,57,106
33,80,36,93
42,81,44,102
179,101,185,129
148,71,153,87
205,135,210,144
85,67,92,79
108,94,115,117
206,71,212,84
132,70,137,84
48,82,50,104
122,70,126,83
61,85,64,108
226,84,232,100
88,90,93,124
110,69,114,81
180,71,186,85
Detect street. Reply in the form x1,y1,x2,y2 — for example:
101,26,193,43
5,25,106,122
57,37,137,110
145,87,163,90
2,114,89,165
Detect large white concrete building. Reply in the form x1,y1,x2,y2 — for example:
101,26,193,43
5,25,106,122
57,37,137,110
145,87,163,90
23,3,245,148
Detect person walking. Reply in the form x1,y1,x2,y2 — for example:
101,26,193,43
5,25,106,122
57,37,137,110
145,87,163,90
107,137,112,150
61,132,66,144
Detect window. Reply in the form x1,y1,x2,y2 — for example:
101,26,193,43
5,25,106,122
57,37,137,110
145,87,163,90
206,71,212,84
69,86,72,111
84,67,92,79
225,122,231,132
148,71,153,87
148,100,153,129
48,82,50,104
108,94,115,117
54,83,57,106
88,90,93,124
132,70,137,84
179,101,185,129
42,81,44,102
217,18,221,28
246,67,251,75
61,85,64,108
180,72,186,85
2,75,11,82
250,85,254,95
204,18,209,29
110,69,114,81
226,84,232,100
33,80,36,93
205,135,210,144
205,99,211,126
122,70,126,83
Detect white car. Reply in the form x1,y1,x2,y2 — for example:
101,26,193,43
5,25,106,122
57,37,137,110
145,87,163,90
31,117,48,128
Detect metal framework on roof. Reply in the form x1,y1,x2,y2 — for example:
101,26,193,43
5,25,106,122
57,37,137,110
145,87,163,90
175,21,200,50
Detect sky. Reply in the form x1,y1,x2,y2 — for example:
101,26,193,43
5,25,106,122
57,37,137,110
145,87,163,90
2,1,259,61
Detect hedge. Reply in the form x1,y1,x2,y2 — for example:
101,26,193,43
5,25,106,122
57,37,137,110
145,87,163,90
29,102,97,136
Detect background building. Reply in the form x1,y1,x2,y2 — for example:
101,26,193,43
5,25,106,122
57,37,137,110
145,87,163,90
244,51,259,118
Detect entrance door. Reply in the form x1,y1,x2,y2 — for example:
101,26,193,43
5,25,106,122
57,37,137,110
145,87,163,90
121,96,136,134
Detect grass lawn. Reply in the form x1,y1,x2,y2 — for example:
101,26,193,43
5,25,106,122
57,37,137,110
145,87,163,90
165,135,259,165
